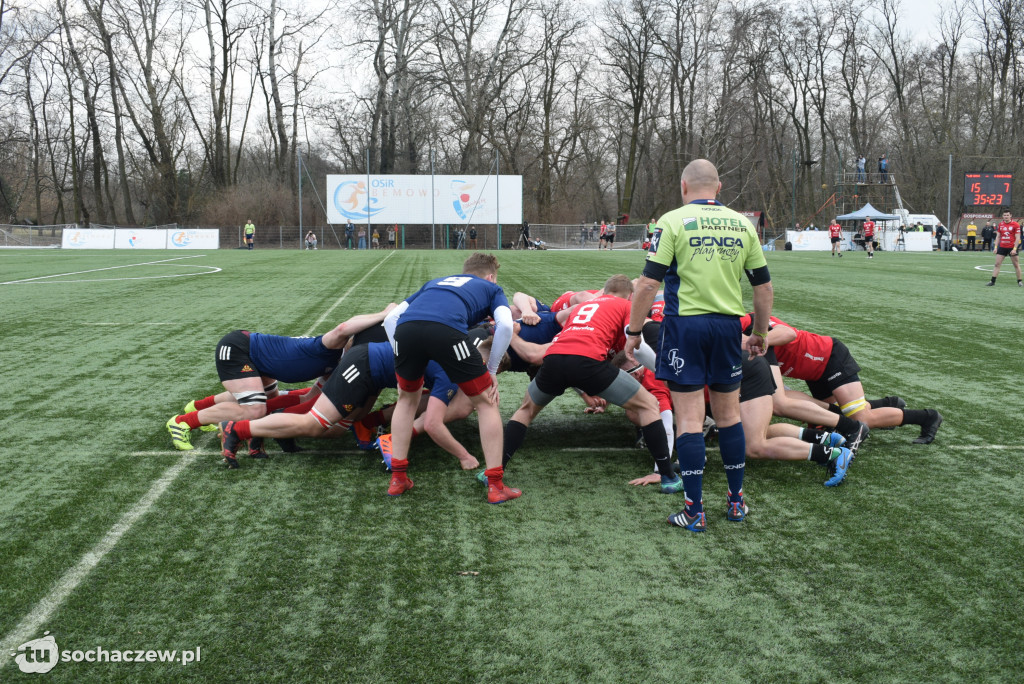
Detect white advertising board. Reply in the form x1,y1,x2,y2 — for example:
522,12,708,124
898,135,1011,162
62,228,115,249
115,229,167,249
166,228,219,249
785,230,831,250
327,175,523,225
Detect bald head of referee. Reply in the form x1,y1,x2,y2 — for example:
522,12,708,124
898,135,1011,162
680,159,722,201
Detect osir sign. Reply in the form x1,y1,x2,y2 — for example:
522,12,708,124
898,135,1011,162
327,174,523,225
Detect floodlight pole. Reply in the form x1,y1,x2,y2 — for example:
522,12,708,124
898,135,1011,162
495,148,501,250
947,154,952,230
431,149,436,250
791,149,797,230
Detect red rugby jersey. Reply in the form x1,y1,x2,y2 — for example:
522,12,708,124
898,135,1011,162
863,220,875,237
768,316,834,381
997,221,1020,248
829,223,842,238
547,295,629,361
551,289,599,312
639,368,671,412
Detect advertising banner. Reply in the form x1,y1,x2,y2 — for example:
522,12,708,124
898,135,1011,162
785,230,831,250
114,229,167,249
327,174,523,225
62,229,115,249
166,229,219,249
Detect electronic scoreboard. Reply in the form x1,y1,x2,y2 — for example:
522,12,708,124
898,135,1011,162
964,172,1013,206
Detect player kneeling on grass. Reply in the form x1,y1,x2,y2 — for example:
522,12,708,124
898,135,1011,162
383,252,517,504
217,342,462,469
166,306,394,452
501,275,684,494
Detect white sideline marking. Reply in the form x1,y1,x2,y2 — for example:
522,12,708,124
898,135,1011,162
0,257,388,668
0,255,220,285
948,444,1018,450
304,252,396,334
0,452,197,664
130,450,207,456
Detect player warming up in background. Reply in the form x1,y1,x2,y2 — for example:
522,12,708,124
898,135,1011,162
862,218,875,258
383,252,517,503
627,159,774,533
829,218,843,257
986,209,1022,286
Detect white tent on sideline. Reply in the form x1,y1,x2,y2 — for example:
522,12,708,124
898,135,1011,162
836,203,900,222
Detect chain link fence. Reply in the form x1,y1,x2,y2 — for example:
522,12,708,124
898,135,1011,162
0,223,651,250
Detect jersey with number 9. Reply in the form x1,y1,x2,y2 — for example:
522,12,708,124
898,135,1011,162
399,273,509,333
546,295,631,360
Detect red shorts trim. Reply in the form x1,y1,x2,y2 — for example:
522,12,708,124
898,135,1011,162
458,372,492,397
396,373,425,393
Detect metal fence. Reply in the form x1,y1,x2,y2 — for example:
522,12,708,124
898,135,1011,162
0,223,651,250
0,225,67,248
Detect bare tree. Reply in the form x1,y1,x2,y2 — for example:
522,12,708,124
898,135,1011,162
599,0,661,221
429,0,536,174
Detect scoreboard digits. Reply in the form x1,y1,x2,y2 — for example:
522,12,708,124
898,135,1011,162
964,173,1013,206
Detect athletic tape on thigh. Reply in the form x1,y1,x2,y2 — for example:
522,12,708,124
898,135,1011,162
310,406,353,431
263,381,279,393
232,391,267,406
840,397,868,416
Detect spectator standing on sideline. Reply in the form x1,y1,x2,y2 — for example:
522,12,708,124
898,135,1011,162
982,222,995,252
244,219,255,250
304,231,317,250
469,225,478,249
878,155,889,183
387,225,396,249
604,222,616,250
345,221,355,250
372,227,381,249
358,226,367,250
966,221,977,251
856,155,866,183
627,158,774,533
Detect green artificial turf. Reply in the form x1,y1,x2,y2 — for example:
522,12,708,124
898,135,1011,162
0,248,1020,682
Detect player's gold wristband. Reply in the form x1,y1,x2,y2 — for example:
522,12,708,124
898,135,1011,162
751,330,769,339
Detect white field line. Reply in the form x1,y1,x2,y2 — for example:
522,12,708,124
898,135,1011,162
0,255,213,285
0,448,197,665
303,252,396,335
0,257,391,668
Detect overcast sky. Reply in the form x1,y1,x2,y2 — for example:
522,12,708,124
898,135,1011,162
900,0,943,42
